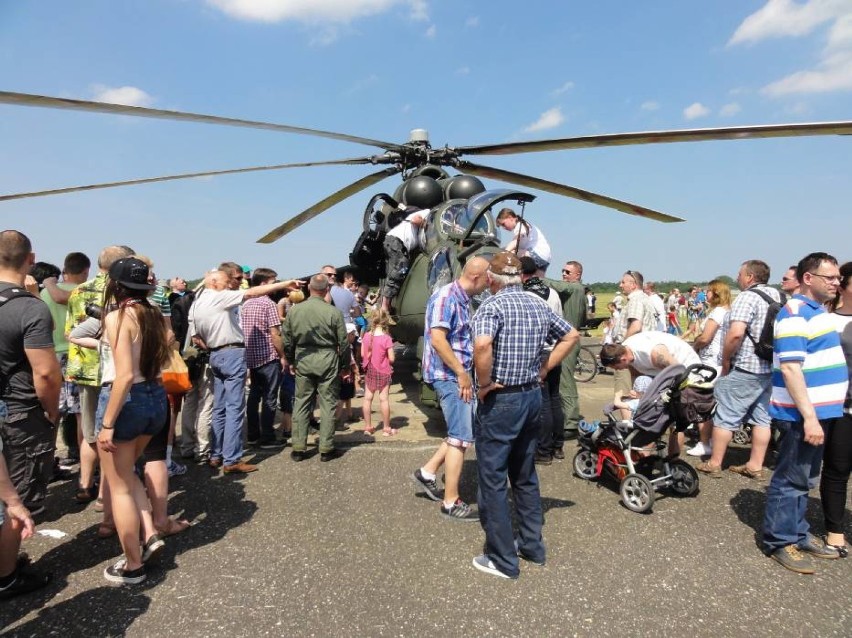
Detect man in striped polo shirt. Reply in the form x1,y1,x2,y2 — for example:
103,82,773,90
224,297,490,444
762,252,849,574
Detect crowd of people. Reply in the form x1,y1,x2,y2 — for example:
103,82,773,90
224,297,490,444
0,224,849,595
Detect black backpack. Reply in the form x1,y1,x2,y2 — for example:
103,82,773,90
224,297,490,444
746,287,787,363
0,286,37,394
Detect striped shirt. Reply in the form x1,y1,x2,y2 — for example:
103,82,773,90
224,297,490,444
240,296,281,369
422,281,471,383
472,285,572,387
770,295,848,421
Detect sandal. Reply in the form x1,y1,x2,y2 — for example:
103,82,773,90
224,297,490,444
97,523,117,539
93,498,104,513
382,428,398,437
156,518,191,538
75,486,98,504
363,426,376,435
824,537,849,558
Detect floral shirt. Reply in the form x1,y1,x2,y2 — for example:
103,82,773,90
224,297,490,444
64,272,107,386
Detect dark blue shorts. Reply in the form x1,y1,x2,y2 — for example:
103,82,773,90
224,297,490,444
96,381,168,442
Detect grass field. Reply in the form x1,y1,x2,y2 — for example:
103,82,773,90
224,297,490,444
585,291,689,338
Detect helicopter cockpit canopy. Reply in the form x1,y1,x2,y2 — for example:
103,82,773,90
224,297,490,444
438,201,494,240
462,189,536,243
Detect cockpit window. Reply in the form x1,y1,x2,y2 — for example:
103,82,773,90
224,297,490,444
427,247,454,293
439,202,495,240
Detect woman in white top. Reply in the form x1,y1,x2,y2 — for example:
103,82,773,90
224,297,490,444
96,258,170,585
687,279,731,457
496,207,552,274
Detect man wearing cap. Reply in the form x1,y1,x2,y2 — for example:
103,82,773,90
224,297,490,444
190,269,299,473
283,274,350,462
471,251,578,579
412,256,489,520
0,230,62,518
381,205,426,312
519,257,565,466
64,244,134,504
545,260,587,444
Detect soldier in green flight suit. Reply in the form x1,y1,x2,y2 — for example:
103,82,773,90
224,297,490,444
282,274,350,462
545,260,587,443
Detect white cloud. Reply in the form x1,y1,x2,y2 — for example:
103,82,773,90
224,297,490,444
455,66,470,76
207,0,423,24
551,81,574,96
640,100,660,111
90,85,154,107
728,0,848,45
523,107,565,133
683,102,710,120
785,101,812,115
719,102,741,116
465,16,479,27
729,1,852,95
425,24,436,38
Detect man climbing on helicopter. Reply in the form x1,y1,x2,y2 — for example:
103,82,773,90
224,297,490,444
495,208,552,276
381,203,427,312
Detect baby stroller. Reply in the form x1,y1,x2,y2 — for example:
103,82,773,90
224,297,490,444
573,364,717,513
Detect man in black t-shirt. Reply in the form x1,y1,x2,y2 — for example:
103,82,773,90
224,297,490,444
0,230,62,513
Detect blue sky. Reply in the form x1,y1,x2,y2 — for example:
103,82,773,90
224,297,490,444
1,0,850,284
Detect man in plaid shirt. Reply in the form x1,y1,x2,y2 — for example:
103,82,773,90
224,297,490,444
470,251,578,580
698,259,782,479
241,268,286,449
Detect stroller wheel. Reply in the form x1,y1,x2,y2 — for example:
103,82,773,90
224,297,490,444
667,459,700,497
572,449,598,480
732,427,752,446
619,473,655,513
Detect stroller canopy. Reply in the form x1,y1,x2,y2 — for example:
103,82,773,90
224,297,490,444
630,364,686,435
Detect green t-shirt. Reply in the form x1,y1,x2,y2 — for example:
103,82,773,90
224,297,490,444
40,282,76,354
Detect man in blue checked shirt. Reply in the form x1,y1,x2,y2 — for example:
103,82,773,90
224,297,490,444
412,257,490,521
470,251,579,580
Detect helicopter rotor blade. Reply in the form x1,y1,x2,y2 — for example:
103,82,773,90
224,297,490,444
456,121,852,156
458,161,684,223
256,167,401,244
0,91,402,151
0,157,380,202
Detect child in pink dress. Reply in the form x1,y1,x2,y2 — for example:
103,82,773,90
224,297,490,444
361,310,396,436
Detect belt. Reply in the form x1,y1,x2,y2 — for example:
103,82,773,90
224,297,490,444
491,382,540,394
733,366,762,375
210,343,245,351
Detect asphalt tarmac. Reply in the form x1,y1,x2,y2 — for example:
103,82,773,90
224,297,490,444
1,363,850,637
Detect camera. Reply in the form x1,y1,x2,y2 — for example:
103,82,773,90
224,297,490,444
84,302,103,319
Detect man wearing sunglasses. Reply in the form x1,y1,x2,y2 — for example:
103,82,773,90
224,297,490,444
781,266,800,296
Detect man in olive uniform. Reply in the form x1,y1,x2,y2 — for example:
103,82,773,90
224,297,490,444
545,260,587,446
283,274,350,462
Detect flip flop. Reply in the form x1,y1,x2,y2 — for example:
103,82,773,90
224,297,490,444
156,518,192,538
382,428,398,437
97,523,117,539
364,426,376,435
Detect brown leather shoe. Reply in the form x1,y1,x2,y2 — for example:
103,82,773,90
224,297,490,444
728,463,765,480
208,458,222,469
223,462,258,474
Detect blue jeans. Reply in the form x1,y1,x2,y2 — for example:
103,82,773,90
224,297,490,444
96,382,167,442
475,387,544,578
247,360,282,443
209,348,247,466
762,418,828,553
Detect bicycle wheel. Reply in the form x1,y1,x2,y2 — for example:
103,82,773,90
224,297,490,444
573,346,598,383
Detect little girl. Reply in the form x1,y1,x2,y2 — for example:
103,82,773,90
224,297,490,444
361,309,396,436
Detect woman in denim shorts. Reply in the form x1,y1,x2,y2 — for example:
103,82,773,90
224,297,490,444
96,258,170,585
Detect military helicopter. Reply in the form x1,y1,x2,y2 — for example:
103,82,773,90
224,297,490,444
2,90,851,344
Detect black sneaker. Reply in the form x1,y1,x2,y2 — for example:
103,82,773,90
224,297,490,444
104,558,147,585
141,534,165,564
290,450,307,462
57,457,79,470
259,440,286,449
246,439,259,447
440,499,479,522
552,447,565,460
534,452,553,466
514,539,545,566
411,469,443,502
0,566,52,600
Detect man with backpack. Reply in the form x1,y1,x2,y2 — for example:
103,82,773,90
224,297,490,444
697,259,783,478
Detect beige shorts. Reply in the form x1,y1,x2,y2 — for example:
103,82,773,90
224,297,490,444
78,384,101,444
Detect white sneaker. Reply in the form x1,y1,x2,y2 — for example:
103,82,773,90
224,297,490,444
686,442,711,457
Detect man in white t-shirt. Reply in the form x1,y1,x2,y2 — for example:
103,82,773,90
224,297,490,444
644,282,666,332
381,205,426,311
